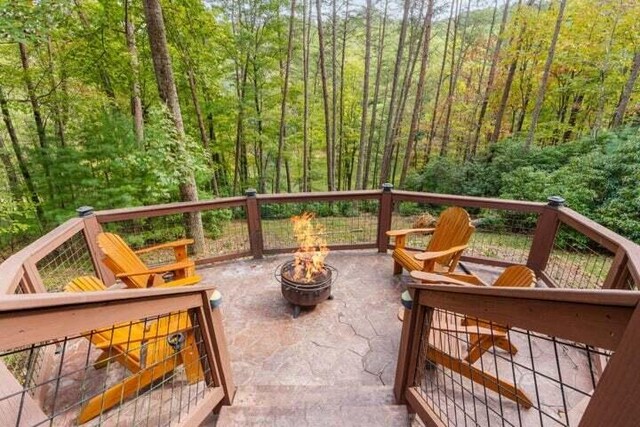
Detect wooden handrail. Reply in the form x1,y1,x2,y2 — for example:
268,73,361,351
94,196,247,222
391,190,546,212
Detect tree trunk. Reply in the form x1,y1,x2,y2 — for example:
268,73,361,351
316,0,335,190
0,133,21,202
337,0,349,190
490,0,529,144
611,51,640,128
400,0,434,188
142,0,205,254
525,0,566,149
0,85,44,226
125,0,144,144
275,0,297,193
45,39,66,147
363,0,389,189
302,0,311,192
425,0,456,161
378,0,411,185
355,0,372,190
563,93,584,142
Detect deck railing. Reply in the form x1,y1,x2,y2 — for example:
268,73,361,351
0,186,639,425
393,283,640,426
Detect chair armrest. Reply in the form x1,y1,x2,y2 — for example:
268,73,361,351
410,271,473,286
155,275,201,288
413,245,468,261
115,260,195,278
134,239,194,255
386,228,435,237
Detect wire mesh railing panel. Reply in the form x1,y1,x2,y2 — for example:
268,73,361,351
35,231,97,292
101,207,250,264
0,309,213,426
391,203,538,264
260,200,379,250
413,307,606,427
545,223,614,289
623,270,637,290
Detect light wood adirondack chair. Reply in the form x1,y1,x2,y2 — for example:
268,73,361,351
386,207,475,275
411,265,536,363
97,232,200,288
65,276,204,423
424,308,533,408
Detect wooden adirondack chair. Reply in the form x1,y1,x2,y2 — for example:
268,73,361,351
423,308,533,408
411,265,536,363
64,276,205,423
97,232,201,288
386,207,475,275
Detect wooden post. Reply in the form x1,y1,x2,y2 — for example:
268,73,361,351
200,290,235,408
78,206,116,286
245,189,264,259
526,196,564,275
394,288,430,405
377,183,393,253
602,247,630,290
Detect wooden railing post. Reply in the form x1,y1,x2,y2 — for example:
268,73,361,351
377,183,394,253
78,206,116,286
526,196,564,275
394,288,430,404
200,290,235,407
245,189,264,259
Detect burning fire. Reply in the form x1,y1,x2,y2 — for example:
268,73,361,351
291,212,329,283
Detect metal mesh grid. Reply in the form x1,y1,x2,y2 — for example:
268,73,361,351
101,207,250,263
413,308,607,427
624,270,638,290
260,200,379,250
0,309,213,426
545,224,614,289
35,231,97,292
391,203,538,264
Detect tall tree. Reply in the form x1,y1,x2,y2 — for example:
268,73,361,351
302,0,311,192
378,0,411,185
142,0,205,253
275,0,297,193
124,0,144,144
425,0,456,160
316,0,335,190
400,0,434,188
611,51,640,128
355,0,372,190
363,0,389,189
525,0,567,148
0,86,44,226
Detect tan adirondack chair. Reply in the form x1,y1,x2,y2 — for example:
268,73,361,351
97,232,200,288
65,276,204,423
387,207,474,275
411,265,536,363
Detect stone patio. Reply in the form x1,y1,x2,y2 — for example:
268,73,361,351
199,251,596,426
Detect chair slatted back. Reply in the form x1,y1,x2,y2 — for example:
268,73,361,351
97,232,159,288
426,207,475,267
493,265,536,288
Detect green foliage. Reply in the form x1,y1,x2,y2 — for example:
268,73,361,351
408,127,640,243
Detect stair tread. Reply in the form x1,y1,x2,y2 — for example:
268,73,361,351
216,404,409,427
233,384,399,407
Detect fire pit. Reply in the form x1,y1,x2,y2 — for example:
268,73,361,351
274,212,337,318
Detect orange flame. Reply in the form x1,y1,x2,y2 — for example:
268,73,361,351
291,212,329,283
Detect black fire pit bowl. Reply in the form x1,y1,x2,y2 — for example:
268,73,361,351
275,260,337,318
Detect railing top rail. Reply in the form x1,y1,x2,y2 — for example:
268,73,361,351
558,206,639,253
408,282,640,307
0,217,85,294
391,190,547,212
0,283,216,312
256,190,382,203
94,196,248,222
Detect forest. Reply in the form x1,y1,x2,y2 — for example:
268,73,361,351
0,0,639,253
